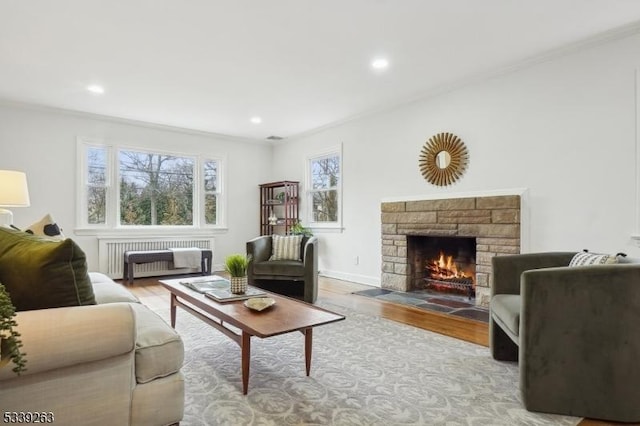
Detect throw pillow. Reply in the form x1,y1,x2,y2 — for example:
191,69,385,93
24,213,65,240
270,234,303,261
568,251,618,267
0,227,95,311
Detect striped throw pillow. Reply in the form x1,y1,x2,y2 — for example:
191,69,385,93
569,251,618,267
270,234,303,261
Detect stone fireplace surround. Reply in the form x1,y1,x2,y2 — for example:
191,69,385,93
381,191,526,307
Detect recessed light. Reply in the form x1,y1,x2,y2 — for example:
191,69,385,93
371,58,389,70
87,85,105,95
250,116,262,124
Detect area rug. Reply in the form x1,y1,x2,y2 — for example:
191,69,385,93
161,301,580,425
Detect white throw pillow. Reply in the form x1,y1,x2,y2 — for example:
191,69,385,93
568,251,618,267
270,234,303,261
25,214,65,240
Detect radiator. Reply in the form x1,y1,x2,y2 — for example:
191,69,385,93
98,237,214,279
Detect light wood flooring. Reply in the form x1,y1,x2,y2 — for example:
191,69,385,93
127,274,626,426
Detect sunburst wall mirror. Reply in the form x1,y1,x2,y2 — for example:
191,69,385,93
419,132,469,186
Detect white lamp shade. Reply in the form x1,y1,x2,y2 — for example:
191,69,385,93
0,170,31,207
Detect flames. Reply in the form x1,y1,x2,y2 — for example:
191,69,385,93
427,251,473,282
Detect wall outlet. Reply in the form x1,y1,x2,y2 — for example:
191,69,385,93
354,256,359,265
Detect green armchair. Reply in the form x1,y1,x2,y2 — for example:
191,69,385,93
246,235,318,303
490,252,640,422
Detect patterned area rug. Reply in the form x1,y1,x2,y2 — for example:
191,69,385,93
161,301,580,425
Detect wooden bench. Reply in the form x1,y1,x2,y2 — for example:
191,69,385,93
123,249,212,285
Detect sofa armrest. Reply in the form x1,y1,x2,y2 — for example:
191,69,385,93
519,264,640,419
302,236,317,266
247,236,271,263
303,237,318,303
0,303,135,380
247,236,271,283
492,252,576,296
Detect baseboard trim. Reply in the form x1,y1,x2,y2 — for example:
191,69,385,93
319,270,380,287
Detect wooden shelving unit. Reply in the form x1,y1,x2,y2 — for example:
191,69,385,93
259,181,299,236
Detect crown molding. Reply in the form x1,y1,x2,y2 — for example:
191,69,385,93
0,98,268,146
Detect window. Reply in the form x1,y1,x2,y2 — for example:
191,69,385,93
78,139,225,231
85,145,109,225
306,146,342,229
203,159,219,225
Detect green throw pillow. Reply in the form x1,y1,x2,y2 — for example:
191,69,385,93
0,227,96,311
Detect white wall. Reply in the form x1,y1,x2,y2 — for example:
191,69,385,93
0,103,272,271
3,31,640,286
272,32,640,286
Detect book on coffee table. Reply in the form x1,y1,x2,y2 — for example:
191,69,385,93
179,276,229,293
205,286,267,303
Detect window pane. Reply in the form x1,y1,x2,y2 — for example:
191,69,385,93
312,190,338,222
204,160,218,225
204,160,217,192
311,155,340,190
86,146,107,225
87,186,106,224
205,193,217,225
87,146,107,186
119,150,194,226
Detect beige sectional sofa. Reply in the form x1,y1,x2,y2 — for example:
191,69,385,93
0,272,184,426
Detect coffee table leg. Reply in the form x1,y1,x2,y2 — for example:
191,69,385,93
170,293,177,328
242,331,251,395
305,327,313,376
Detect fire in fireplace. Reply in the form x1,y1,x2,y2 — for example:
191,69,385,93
425,251,475,298
407,235,476,299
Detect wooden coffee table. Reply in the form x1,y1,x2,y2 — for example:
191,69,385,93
159,277,345,394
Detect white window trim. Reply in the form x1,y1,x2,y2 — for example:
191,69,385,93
304,143,343,232
75,137,228,236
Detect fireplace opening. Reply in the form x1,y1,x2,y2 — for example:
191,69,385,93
407,235,476,299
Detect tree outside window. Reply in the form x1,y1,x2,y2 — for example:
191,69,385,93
119,150,194,226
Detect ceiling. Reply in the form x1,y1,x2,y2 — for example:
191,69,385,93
2,1,640,141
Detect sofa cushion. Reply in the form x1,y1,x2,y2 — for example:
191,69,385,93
253,259,305,277
569,251,618,267
89,272,140,304
490,294,521,338
0,227,95,311
0,303,136,381
130,303,184,384
270,234,303,261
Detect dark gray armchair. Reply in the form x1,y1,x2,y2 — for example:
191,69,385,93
246,235,318,303
490,252,640,423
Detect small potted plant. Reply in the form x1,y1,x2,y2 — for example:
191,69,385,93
225,254,251,294
0,284,27,375
291,221,313,237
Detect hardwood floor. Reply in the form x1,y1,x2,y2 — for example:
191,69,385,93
127,274,626,426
